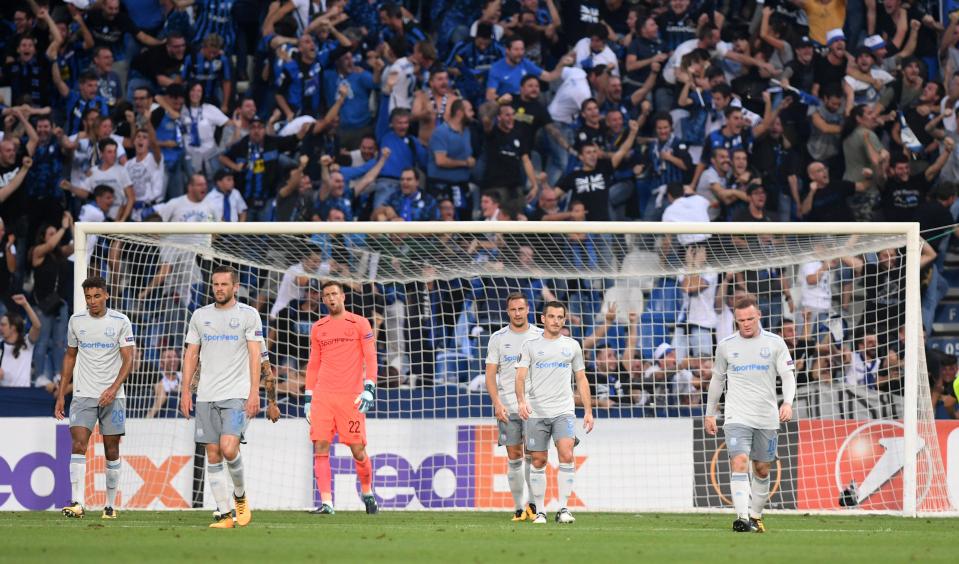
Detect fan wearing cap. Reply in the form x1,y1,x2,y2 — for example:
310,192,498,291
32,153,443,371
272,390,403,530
639,342,698,408
811,28,847,97
842,47,894,113
151,83,202,200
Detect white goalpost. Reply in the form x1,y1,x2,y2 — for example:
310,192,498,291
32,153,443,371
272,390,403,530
68,220,953,516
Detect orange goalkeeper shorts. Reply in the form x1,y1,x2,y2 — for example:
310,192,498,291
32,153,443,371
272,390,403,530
310,392,367,445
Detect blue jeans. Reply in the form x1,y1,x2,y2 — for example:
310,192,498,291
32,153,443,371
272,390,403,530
674,324,714,364
923,265,949,338
758,296,784,334
33,301,69,379
247,202,275,222
165,155,191,200
609,180,634,221
546,122,575,186
372,178,400,210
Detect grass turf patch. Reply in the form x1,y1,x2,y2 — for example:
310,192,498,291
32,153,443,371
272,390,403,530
0,511,955,563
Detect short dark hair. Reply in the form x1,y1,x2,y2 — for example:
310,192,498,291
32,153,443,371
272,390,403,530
505,35,525,49
321,280,343,292
666,182,685,199
390,107,412,122
723,105,742,119
82,276,108,292
697,22,717,40
92,184,115,199
520,74,540,86
212,264,238,283
78,70,98,84
98,138,118,152
652,112,673,126
506,292,527,306
734,294,759,310
587,23,608,40
890,152,910,167
481,190,501,204
449,98,465,117
711,83,733,98
543,301,567,315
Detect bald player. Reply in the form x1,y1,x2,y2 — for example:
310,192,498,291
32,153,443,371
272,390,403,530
305,281,378,515
705,294,795,533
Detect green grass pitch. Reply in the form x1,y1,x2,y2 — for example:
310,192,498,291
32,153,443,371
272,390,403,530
1,511,956,563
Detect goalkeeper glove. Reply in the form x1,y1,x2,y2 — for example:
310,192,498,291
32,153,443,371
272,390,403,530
355,379,375,414
304,390,312,424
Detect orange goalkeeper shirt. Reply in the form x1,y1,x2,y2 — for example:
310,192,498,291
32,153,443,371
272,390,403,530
305,312,378,395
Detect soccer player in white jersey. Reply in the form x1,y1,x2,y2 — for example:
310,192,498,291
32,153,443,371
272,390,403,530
705,294,796,533
516,301,594,525
55,277,136,520
485,292,544,521
181,265,263,528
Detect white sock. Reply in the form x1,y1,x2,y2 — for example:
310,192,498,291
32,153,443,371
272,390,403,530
105,459,121,508
524,455,533,505
70,455,86,506
558,462,575,509
226,453,245,498
529,466,547,512
731,472,750,520
507,458,525,510
207,463,231,514
750,475,770,519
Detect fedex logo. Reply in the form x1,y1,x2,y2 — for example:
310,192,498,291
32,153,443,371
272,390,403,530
329,426,585,509
0,426,190,510
0,426,71,510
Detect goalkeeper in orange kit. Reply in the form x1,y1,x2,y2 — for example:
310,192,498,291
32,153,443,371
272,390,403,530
304,280,379,515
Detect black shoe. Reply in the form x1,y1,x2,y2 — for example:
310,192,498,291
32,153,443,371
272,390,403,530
363,494,378,515
733,518,758,532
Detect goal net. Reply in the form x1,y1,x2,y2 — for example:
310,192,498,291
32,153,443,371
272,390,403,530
71,221,954,515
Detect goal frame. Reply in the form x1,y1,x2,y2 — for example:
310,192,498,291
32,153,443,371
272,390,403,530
73,220,925,517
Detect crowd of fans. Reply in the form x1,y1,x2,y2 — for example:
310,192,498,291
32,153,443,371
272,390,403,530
0,0,958,418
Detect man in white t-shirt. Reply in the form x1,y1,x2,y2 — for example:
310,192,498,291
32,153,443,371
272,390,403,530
125,126,165,221
799,253,863,339
385,41,436,113
77,185,116,262
676,246,718,362
139,174,221,304
694,147,731,221
662,182,712,246
269,250,330,318
62,138,135,222
573,24,619,77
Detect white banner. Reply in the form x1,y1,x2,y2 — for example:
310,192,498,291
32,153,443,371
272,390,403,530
0,418,693,511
